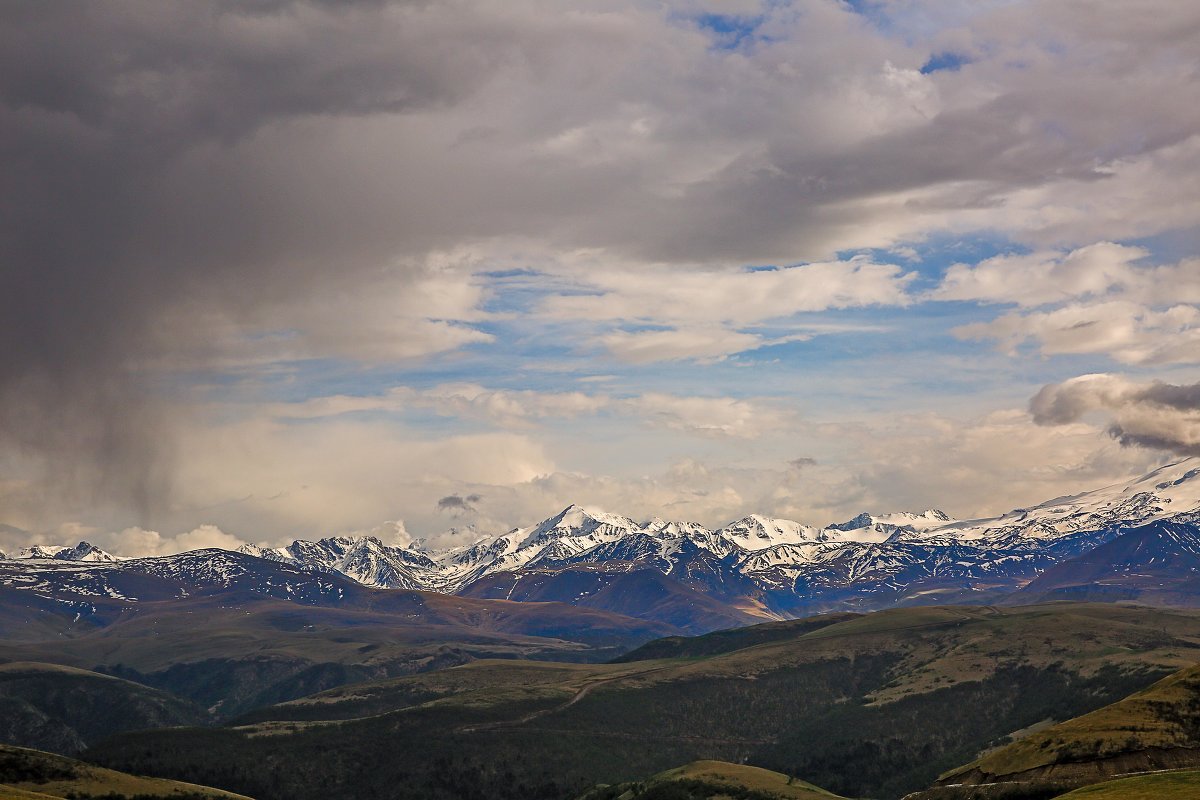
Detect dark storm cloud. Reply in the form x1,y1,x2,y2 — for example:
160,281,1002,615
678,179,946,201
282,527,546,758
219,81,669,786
3,0,1200,531
1128,383,1200,413
1031,376,1200,456
437,493,482,514
1107,426,1200,456
0,1,503,522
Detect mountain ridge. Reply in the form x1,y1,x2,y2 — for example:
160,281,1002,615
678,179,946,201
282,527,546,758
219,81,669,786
7,458,1200,623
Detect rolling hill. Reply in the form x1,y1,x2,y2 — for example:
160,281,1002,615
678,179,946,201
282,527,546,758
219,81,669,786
0,743,251,799
0,550,682,738
916,662,1200,798
577,760,848,800
82,603,1200,800
0,662,205,755
0,589,675,725
1051,769,1200,799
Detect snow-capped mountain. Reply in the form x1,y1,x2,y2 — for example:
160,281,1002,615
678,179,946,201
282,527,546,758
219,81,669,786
238,535,437,591
14,541,120,563
7,458,1200,624
1013,518,1200,605
923,459,1200,543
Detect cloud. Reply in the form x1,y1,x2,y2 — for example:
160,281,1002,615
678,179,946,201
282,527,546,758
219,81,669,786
265,384,796,438
418,385,611,427
130,418,559,544
537,257,912,362
4,0,1200,536
542,259,916,324
937,240,1200,367
955,302,1200,365
622,394,795,438
598,327,779,363
21,524,252,559
934,242,1149,307
437,493,482,515
1031,374,1200,456
0,397,1161,553
442,405,1157,532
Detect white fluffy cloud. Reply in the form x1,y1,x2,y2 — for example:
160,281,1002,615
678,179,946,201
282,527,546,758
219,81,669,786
0,523,250,560
0,398,1162,554
956,302,1200,365
934,243,1148,307
622,393,795,438
536,258,913,362
543,259,916,324
598,327,781,363
267,384,795,438
938,239,1200,366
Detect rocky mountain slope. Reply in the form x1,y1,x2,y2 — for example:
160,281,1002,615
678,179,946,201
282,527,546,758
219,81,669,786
1012,518,1200,605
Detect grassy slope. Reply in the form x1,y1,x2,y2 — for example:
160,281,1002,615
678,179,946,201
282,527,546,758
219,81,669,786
612,613,861,662
580,760,847,799
940,662,1200,783
0,788,61,799
0,744,252,799
84,603,1200,800
0,662,206,754
0,595,677,720
1051,769,1200,799
1,593,674,671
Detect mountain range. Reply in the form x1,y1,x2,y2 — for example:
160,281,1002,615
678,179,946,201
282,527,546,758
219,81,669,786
6,458,1200,629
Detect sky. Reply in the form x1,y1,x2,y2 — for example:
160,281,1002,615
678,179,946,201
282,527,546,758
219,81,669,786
2,0,1200,556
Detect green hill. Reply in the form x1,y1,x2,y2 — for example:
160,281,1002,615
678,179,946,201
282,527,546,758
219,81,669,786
579,760,848,800
0,743,251,799
612,613,860,662
0,593,673,722
935,662,1200,788
83,603,1200,800
1051,769,1200,799
0,662,206,754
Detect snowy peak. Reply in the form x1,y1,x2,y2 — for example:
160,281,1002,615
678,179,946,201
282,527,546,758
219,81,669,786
644,517,712,538
931,457,1200,545
9,459,1200,613
718,515,821,548
62,541,121,562
239,534,435,590
828,512,874,532
14,541,119,562
518,504,641,548
874,509,953,529
15,544,69,560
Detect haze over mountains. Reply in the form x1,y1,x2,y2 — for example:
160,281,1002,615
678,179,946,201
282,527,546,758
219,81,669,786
6,458,1200,630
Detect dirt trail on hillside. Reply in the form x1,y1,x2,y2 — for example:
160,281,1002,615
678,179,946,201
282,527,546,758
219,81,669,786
455,674,625,733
